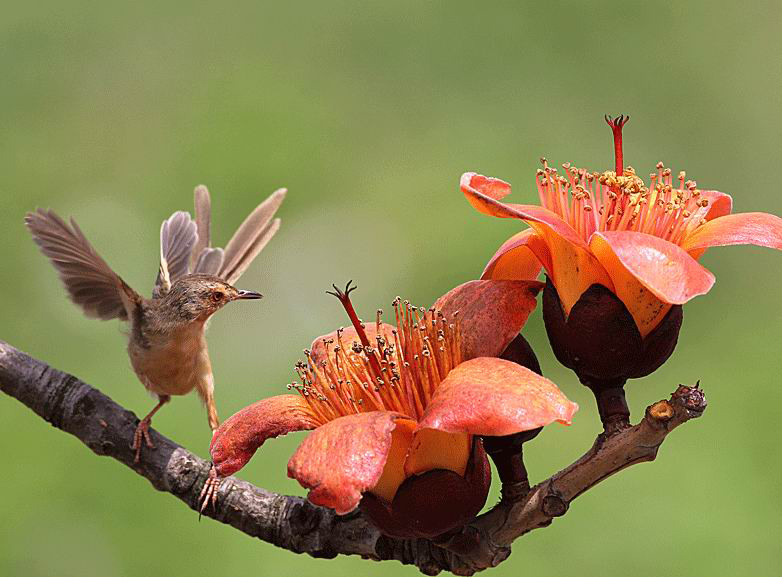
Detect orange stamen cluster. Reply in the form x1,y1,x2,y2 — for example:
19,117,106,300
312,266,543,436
535,116,711,246
289,287,462,424
536,160,710,246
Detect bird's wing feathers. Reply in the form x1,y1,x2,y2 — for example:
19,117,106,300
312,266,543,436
42,185,285,307
192,185,211,268
190,186,285,283
220,217,280,285
193,246,224,276
25,209,139,320
191,185,226,275
155,211,198,297
218,188,286,285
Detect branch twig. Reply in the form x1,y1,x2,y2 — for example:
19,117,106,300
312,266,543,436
0,340,706,575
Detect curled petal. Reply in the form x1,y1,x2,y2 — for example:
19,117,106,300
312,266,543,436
481,229,546,281
210,395,319,477
461,172,585,246
685,191,734,260
288,411,415,514
462,172,613,313
433,279,543,360
418,357,578,436
591,231,715,335
460,172,513,204
700,190,733,221
681,212,782,253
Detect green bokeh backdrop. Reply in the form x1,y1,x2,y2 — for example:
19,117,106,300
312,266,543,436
2,1,781,576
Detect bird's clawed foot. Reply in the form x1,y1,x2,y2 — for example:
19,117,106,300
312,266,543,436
131,417,155,463
199,465,222,517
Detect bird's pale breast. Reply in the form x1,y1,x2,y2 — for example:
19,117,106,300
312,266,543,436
128,322,212,397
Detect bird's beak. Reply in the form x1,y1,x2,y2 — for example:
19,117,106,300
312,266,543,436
235,290,263,300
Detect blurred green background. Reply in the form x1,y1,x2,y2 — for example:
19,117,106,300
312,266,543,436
2,1,781,576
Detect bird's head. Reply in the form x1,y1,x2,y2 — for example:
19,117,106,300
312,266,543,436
164,274,262,322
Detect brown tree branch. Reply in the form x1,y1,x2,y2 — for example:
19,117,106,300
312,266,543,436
0,339,706,575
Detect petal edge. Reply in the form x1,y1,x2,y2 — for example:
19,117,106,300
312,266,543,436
480,229,546,281
288,411,414,514
434,279,543,360
681,212,782,253
592,230,715,307
210,394,320,477
418,358,578,436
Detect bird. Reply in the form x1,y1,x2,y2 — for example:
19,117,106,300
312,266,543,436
25,185,285,463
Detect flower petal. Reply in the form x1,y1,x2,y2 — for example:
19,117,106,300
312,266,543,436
461,172,513,204
480,229,546,281
462,172,613,313
461,172,585,245
417,357,578,436
404,429,471,477
531,222,615,315
433,279,543,360
590,231,715,336
681,212,782,253
701,190,733,221
210,394,320,477
371,419,415,503
287,411,415,514
684,190,734,259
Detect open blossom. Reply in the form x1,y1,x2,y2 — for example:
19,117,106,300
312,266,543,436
209,279,577,538
461,117,782,413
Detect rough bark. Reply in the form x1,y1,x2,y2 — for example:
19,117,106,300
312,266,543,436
0,339,706,575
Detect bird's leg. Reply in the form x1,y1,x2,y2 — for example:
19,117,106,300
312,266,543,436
196,373,220,432
198,401,222,516
131,395,170,463
195,376,223,515
198,465,222,516
206,396,219,432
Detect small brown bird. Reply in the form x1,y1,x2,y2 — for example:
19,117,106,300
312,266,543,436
26,185,285,462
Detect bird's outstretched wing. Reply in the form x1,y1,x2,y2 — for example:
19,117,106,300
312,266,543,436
192,185,212,269
191,185,224,276
25,209,140,320
191,186,285,285
154,211,198,298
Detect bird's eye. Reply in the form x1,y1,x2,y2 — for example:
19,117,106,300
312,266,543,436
211,291,224,303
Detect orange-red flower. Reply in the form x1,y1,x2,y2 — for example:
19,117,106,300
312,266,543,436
464,163,782,337
462,116,782,429
209,280,577,538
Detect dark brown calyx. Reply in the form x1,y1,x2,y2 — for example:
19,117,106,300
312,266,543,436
542,277,683,433
359,438,491,539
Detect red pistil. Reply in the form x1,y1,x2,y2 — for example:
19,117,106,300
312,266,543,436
605,114,629,177
328,281,384,377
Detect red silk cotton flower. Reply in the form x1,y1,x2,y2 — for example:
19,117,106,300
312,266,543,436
462,116,782,430
209,280,577,538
